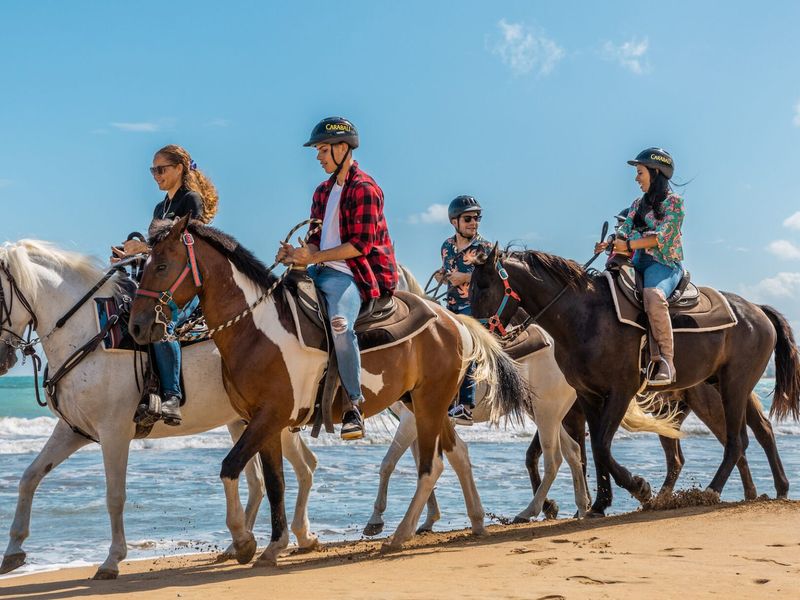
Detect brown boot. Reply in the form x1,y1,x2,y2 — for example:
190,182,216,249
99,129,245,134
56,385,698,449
643,288,676,386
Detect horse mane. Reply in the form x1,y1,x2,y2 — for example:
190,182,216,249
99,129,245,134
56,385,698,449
505,249,597,291
397,263,426,297
0,240,111,302
149,221,279,292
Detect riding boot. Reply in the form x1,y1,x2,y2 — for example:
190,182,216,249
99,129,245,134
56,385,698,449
161,395,182,426
643,288,676,386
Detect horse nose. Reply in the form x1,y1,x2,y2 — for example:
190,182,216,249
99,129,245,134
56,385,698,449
131,323,141,339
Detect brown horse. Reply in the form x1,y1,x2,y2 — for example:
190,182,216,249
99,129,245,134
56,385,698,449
130,217,528,566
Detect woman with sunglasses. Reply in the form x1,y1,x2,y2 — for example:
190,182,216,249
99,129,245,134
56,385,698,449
435,195,492,425
112,144,218,425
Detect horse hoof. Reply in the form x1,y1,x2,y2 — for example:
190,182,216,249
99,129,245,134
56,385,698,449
511,516,529,525
363,522,385,537
415,525,434,535
253,553,278,568
92,568,119,580
380,537,400,554
0,552,26,574
235,533,257,565
586,510,605,519
471,525,487,537
634,477,652,503
543,500,560,520
293,537,319,554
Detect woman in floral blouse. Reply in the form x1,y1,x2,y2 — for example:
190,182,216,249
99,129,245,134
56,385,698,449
595,147,684,386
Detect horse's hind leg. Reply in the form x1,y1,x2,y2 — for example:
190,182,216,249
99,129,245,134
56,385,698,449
281,428,319,550
410,437,442,533
254,434,289,567
217,419,266,561
1,420,90,575
707,374,749,495
443,429,485,535
515,415,564,522
656,399,689,497
94,432,133,580
745,392,789,498
560,425,590,517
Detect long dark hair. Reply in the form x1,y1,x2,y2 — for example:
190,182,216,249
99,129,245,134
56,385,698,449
633,167,671,228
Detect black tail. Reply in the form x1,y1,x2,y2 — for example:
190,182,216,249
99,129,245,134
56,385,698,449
760,305,800,421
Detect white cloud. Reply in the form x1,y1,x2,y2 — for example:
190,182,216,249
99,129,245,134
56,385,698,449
745,272,800,300
408,203,450,225
490,19,564,76
767,240,800,260
784,211,800,230
602,38,649,75
111,122,160,133
793,100,800,127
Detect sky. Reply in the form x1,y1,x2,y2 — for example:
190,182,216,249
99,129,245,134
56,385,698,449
2,1,799,376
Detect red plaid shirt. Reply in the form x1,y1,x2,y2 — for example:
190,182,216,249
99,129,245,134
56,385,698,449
308,161,398,300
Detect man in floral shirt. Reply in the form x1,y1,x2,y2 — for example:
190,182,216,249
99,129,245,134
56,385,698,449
435,195,492,424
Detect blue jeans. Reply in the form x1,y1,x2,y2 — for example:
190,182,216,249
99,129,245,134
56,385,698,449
308,265,363,402
152,296,199,398
632,251,684,297
452,305,476,408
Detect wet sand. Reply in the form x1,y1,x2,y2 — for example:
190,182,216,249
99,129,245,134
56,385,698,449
2,499,798,599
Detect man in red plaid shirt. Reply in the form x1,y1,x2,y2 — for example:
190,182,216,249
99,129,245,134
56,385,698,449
277,117,397,440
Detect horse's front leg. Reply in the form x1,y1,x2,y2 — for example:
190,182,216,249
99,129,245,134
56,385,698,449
365,403,420,536
217,419,266,562
280,428,318,551
94,432,133,580
1,420,90,575
254,433,289,567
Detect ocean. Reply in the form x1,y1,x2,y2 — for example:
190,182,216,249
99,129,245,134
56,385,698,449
0,376,798,577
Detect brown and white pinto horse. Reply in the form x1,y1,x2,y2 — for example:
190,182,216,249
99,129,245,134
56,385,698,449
130,217,528,566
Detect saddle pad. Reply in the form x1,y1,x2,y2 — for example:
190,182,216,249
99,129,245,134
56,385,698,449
603,271,738,333
94,297,136,351
501,324,551,360
285,290,439,353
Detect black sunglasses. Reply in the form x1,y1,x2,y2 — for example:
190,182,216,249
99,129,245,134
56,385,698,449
149,164,177,176
460,214,482,223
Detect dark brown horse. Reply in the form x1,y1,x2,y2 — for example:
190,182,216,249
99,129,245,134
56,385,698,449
130,217,528,566
470,246,800,516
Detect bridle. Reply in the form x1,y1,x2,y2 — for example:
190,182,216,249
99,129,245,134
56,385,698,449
476,261,521,336
135,231,203,336
0,262,39,357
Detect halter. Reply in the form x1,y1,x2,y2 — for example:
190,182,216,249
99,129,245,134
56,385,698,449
477,262,520,336
0,263,39,357
135,232,203,333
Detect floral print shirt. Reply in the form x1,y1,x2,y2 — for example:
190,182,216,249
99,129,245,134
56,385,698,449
617,193,685,266
440,233,493,313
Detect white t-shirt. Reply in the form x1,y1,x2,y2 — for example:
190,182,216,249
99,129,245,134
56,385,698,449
319,183,353,276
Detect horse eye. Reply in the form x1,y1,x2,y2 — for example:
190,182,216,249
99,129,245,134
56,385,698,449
156,264,167,272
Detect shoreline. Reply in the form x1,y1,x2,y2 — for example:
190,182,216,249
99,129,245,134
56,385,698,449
2,499,798,599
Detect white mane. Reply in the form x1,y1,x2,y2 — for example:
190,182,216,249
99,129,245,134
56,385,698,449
0,240,109,303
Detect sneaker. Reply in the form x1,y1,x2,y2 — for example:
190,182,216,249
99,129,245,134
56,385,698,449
341,406,364,440
161,395,183,427
448,404,474,426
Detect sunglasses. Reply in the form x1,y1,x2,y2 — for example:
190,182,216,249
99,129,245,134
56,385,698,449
149,164,177,176
460,214,482,223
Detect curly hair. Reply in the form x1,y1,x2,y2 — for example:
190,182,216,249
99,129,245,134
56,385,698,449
154,145,219,223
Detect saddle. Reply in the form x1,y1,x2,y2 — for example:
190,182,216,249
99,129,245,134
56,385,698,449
500,324,551,360
604,259,737,333
282,269,439,437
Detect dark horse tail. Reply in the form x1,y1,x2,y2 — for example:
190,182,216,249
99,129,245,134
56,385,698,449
453,315,531,424
760,305,800,421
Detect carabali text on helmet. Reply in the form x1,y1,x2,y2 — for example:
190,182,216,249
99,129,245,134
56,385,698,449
325,123,352,133
650,153,672,166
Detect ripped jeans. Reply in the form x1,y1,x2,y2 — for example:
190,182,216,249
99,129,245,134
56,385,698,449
308,265,363,402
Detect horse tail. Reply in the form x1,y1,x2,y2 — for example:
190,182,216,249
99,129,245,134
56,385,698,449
620,393,684,439
397,263,426,298
454,314,530,424
760,305,800,421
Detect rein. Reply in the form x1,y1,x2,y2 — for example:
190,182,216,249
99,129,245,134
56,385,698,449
138,219,322,343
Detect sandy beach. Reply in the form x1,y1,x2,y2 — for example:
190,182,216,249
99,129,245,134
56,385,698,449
2,498,797,600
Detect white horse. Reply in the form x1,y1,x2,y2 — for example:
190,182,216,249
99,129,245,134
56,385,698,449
364,266,680,534
0,240,319,579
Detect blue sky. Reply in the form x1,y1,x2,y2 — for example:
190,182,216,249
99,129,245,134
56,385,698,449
2,1,799,371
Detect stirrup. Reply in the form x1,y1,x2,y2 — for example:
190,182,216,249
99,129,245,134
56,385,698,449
646,358,675,387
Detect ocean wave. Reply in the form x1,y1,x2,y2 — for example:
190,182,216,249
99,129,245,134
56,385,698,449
0,408,798,456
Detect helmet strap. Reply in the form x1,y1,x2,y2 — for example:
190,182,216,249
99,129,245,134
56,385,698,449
332,144,351,182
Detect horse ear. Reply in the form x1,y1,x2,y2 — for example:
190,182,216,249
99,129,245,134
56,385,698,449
488,242,500,264
167,215,191,239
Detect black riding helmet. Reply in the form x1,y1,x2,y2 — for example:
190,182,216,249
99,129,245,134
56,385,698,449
448,195,482,221
627,147,674,180
303,117,359,149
